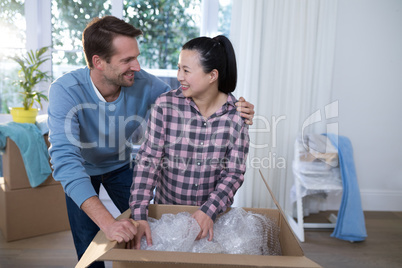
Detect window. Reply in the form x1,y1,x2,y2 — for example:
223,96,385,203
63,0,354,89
123,0,200,70
51,0,112,79
0,0,26,114
0,0,232,183
218,0,232,36
123,0,201,90
0,0,233,117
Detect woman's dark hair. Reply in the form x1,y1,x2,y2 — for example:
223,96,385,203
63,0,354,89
82,16,143,69
182,35,237,93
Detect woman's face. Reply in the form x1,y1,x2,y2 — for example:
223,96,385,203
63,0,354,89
177,49,215,99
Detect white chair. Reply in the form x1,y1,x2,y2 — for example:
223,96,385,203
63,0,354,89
287,134,342,242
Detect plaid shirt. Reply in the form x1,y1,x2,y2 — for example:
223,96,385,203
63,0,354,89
129,88,249,221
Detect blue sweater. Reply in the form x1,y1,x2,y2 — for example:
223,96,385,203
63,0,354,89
47,67,170,207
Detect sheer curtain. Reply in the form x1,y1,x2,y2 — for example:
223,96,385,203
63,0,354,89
230,0,338,212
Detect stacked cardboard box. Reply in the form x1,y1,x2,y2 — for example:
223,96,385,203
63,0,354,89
0,136,70,242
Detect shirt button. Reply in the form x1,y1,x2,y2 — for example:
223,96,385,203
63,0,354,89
197,162,201,166
203,122,207,126
195,184,198,187
200,142,204,145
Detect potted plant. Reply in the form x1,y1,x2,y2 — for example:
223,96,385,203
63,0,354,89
9,46,51,124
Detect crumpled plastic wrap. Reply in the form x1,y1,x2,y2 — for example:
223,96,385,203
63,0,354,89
140,212,200,252
290,160,343,203
290,134,343,204
140,207,282,256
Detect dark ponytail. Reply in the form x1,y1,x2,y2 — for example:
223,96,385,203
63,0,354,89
182,35,237,93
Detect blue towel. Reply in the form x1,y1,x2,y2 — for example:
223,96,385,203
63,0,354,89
324,133,367,242
0,122,52,188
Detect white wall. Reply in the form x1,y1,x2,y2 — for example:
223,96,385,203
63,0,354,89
330,0,402,211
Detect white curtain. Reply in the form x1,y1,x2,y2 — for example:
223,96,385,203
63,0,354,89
230,0,338,213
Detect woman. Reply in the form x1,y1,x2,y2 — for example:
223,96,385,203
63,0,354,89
129,35,250,249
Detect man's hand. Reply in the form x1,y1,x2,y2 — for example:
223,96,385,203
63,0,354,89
103,218,138,243
80,196,138,243
192,210,214,241
235,97,255,125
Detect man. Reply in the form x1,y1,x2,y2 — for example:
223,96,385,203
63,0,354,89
47,16,254,267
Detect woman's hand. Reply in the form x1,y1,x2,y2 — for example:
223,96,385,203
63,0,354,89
127,220,152,249
192,210,214,241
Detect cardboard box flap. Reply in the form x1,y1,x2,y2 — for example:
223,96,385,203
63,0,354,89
75,231,117,268
259,169,304,256
259,169,282,213
76,210,129,268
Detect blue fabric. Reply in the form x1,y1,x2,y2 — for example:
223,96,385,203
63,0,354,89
0,122,52,188
324,133,367,242
66,164,133,268
47,67,170,207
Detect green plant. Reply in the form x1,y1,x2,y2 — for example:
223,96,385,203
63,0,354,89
10,46,51,110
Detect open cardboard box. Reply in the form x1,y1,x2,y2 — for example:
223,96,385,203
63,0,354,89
76,171,321,268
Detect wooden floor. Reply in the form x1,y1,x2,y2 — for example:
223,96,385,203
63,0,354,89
0,211,401,267
301,211,402,268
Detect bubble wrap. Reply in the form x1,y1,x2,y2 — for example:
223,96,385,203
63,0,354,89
140,212,200,252
141,208,282,256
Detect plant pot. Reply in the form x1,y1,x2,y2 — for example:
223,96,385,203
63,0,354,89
10,107,38,124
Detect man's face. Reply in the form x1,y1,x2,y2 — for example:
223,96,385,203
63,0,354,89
103,35,141,87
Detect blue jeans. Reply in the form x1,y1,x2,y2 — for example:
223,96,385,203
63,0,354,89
65,164,133,268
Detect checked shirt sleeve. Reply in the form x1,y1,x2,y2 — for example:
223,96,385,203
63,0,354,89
200,122,250,221
129,101,165,221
